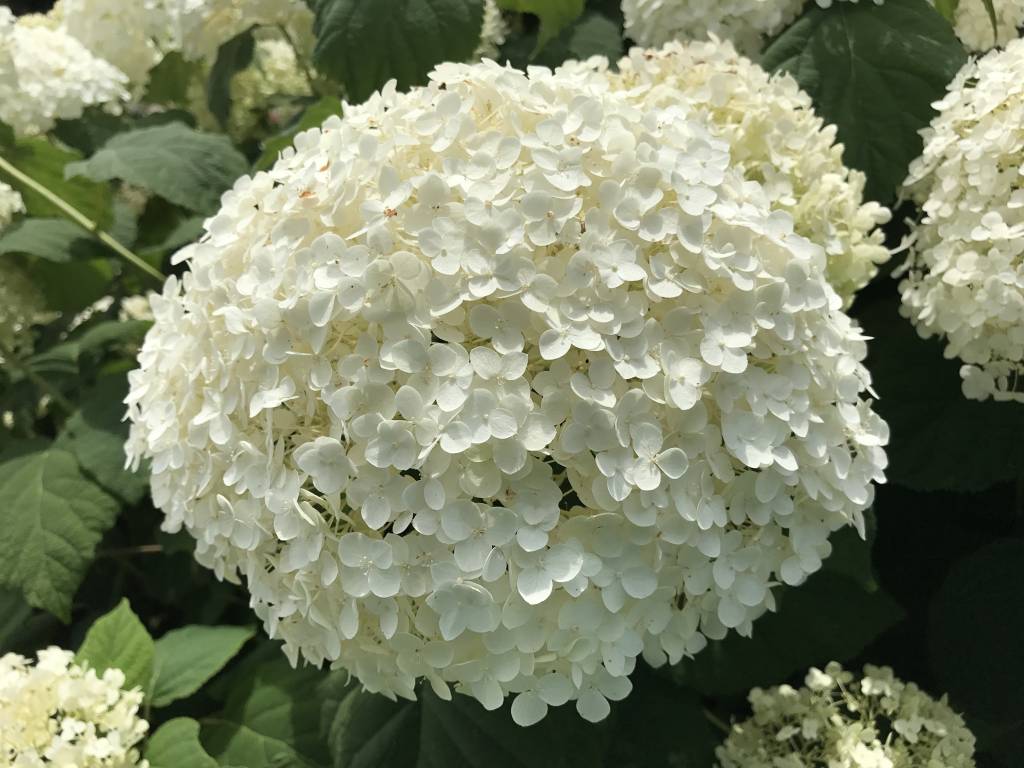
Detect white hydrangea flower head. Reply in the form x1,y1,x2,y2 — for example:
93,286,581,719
0,647,149,767
717,662,977,768
53,0,177,89
621,0,805,54
901,38,1024,403
605,39,891,305
949,0,1024,52
0,7,130,136
474,0,508,61
172,0,314,63
126,58,888,725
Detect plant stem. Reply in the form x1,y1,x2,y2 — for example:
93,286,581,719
277,24,318,93
99,544,165,558
703,707,731,735
2,347,76,414
0,153,165,283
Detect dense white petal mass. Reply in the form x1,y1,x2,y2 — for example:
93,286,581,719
0,8,129,136
602,39,891,305
0,648,149,767
901,39,1024,403
126,58,888,724
716,662,977,768
172,0,315,63
950,0,1024,52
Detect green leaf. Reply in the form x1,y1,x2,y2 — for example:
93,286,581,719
255,96,343,171
25,257,116,314
0,137,113,227
821,509,879,591
146,718,219,768
929,539,1024,727
55,375,150,505
675,571,903,697
0,442,120,621
933,0,960,22
498,0,585,53
0,588,60,655
323,681,613,768
761,0,966,202
563,12,622,60
313,0,485,104
202,656,330,768
66,123,249,214
145,52,203,106
76,598,155,693
0,218,112,263
209,28,257,128
151,625,255,708
857,292,1024,492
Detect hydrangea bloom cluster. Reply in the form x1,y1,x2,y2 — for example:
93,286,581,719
900,38,1024,402
620,0,883,54
0,7,129,136
603,39,890,305
126,58,888,724
0,648,149,767
949,0,1024,52
174,0,315,63
717,662,977,768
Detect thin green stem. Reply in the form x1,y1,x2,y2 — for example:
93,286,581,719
703,707,731,736
0,153,164,283
276,24,317,93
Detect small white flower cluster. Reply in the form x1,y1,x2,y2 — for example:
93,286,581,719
474,0,509,61
604,39,891,305
0,7,129,136
621,0,885,54
901,38,1024,402
0,647,149,767
949,0,1024,52
126,58,887,725
0,180,24,231
717,662,977,768
173,0,315,64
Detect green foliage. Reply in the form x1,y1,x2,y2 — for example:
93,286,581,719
209,29,257,128
498,0,585,53
76,599,155,693
146,718,220,768
858,293,1024,492
313,0,485,103
151,624,255,707
0,218,112,263
675,571,902,697
203,656,332,768
0,443,120,621
933,0,960,22
762,0,966,203
0,137,113,226
66,123,249,213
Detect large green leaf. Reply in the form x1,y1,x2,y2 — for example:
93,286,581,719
498,0,585,53
76,599,155,694
55,375,150,505
674,571,902,697
324,682,612,768
202,656,331,768
761,0,966,203
146,718,220,768
0,218,111,263
66,123,249,213
313,0,485,104
857,293,1024,492
929,540,1024,727
0,442,120,621
151,625,255,707
0,137,113,226
209,28,257,128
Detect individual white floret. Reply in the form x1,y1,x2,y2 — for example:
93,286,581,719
126,58,888,725
901,38,1024,402
717,662,977,768
0,647,149,767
